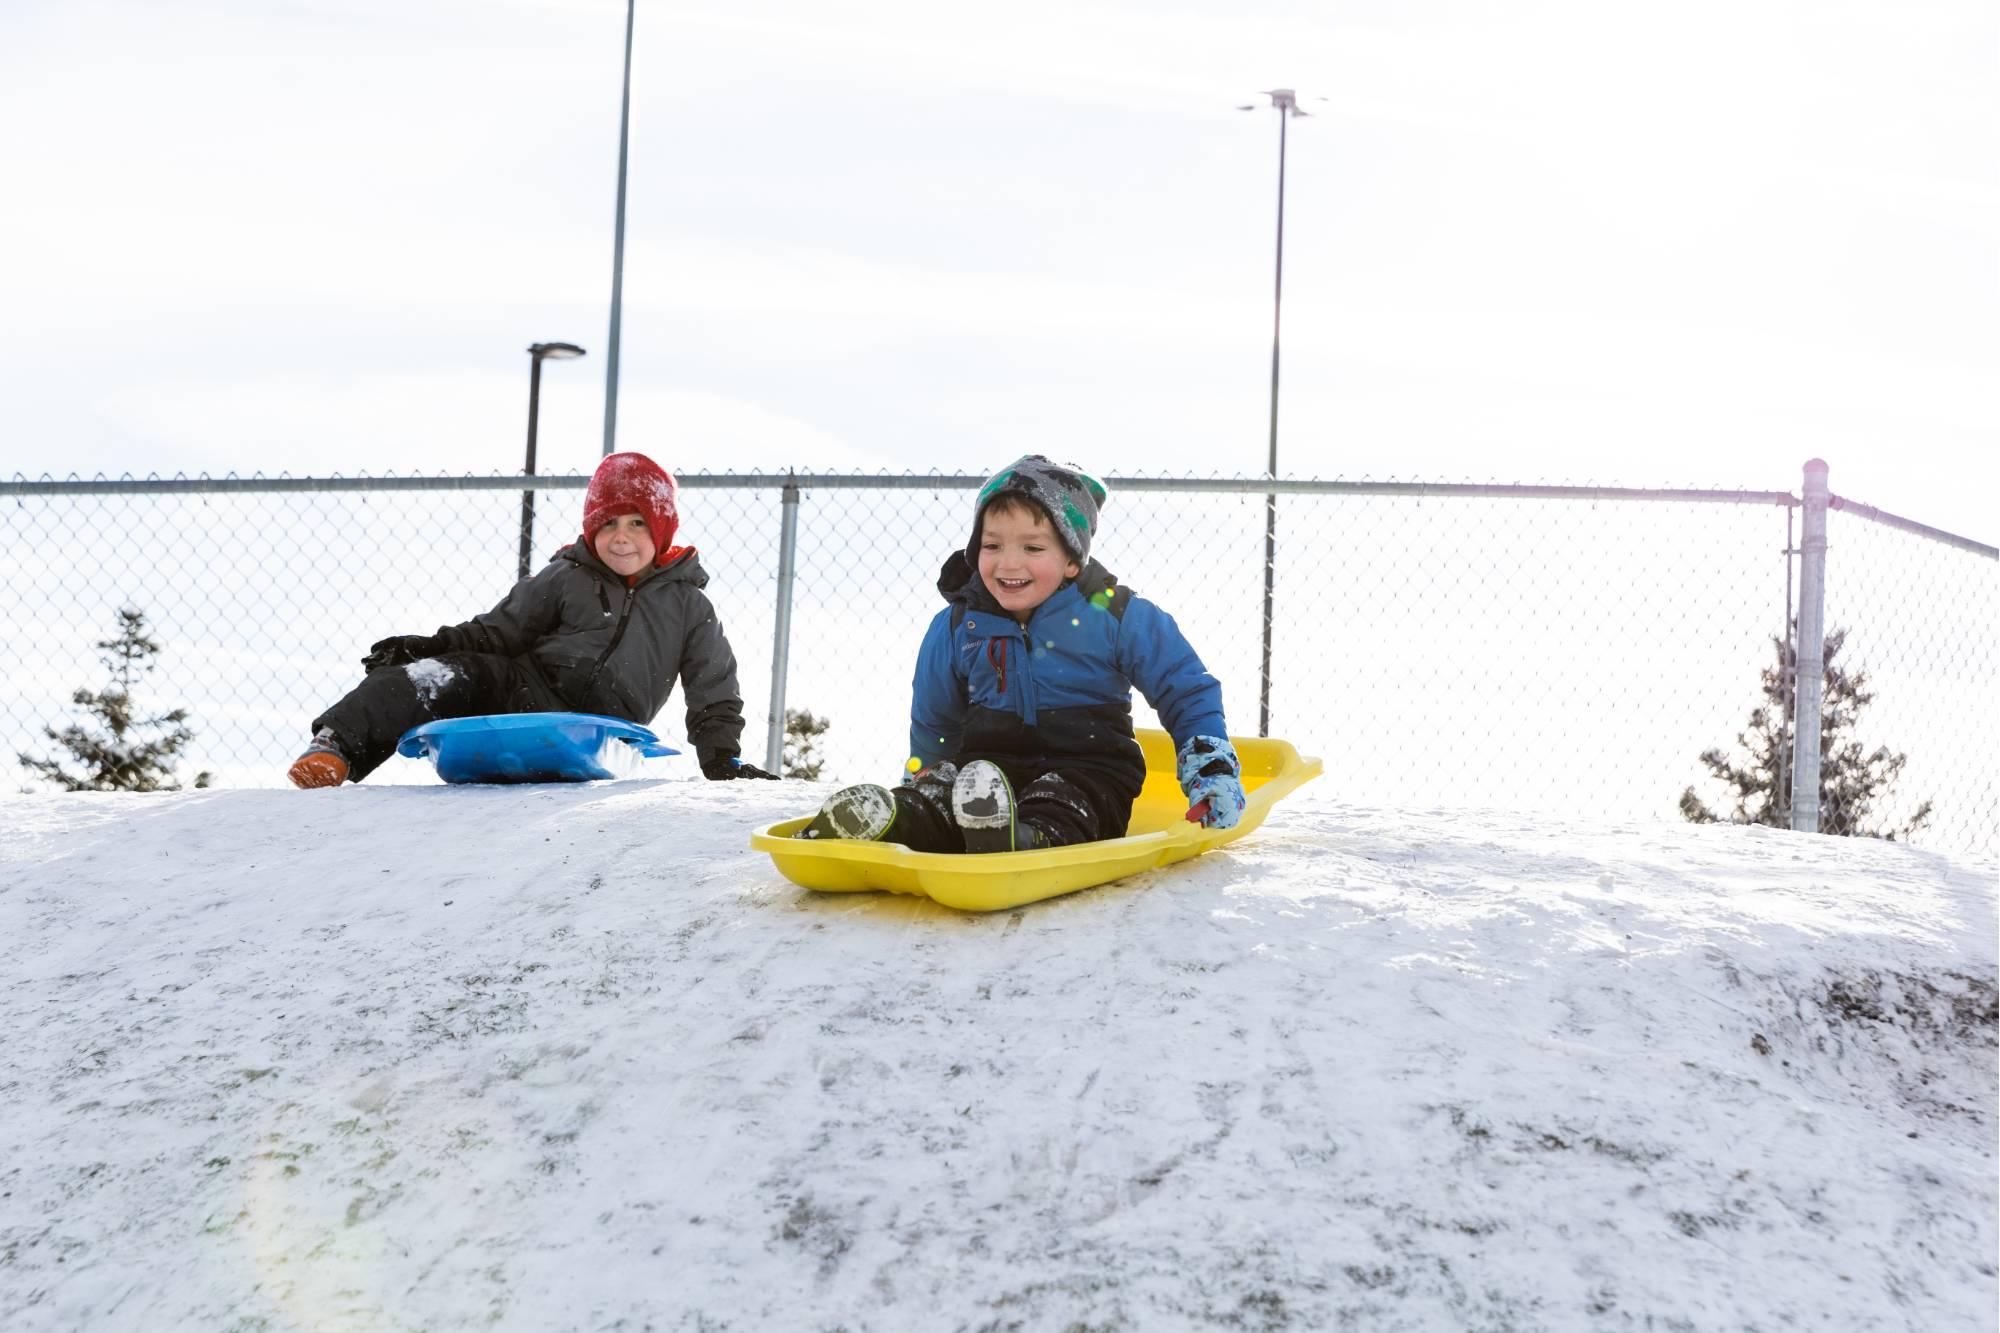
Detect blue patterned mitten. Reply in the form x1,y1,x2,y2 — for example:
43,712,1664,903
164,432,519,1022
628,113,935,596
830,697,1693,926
1176,735,1245,830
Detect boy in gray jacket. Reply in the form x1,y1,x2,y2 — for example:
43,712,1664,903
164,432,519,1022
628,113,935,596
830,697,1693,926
288,452,775,787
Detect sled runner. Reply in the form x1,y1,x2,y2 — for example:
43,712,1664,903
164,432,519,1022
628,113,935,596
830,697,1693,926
750,730,1320,912
397,712,678,784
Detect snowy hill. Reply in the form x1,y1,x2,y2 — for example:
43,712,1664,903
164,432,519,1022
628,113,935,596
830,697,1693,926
2,774,1994,1332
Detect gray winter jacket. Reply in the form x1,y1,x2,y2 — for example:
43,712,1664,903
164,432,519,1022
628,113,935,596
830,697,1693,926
429,543,747,758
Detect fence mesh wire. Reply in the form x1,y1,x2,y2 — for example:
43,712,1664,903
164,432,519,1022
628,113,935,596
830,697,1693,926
4,471,1992,858
1817,507,1998,844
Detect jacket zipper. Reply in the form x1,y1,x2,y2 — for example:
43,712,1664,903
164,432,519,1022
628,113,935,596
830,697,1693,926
580,583,636,698
985,625,1037,725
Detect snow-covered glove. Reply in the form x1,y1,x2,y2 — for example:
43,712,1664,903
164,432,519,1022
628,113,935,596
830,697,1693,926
362,633,447,673
1176,734,1245,830
700,751,779,781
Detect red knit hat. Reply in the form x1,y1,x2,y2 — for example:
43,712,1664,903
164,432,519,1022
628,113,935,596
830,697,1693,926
581,452,680,565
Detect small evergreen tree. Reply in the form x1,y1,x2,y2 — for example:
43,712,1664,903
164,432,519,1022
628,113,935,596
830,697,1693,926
1680,625,1930,840
19,608,213,792
782,708,832,781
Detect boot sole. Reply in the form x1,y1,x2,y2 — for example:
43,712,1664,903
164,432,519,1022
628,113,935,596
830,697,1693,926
288,752,349,789
800,784,896,841
952,761,1018,853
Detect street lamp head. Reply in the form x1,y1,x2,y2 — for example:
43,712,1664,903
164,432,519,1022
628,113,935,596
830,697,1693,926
1239,89,1322,117
519,341,586,578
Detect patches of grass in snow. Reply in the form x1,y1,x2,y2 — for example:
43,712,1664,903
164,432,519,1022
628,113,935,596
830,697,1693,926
409,967,546,1044
1510,1124,1671,1167
774,1193,854,1278
1816,969,1997,1051
1740,964,1998,1126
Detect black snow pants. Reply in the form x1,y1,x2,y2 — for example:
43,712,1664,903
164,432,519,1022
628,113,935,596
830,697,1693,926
882,761,1135,854
312,652,565,782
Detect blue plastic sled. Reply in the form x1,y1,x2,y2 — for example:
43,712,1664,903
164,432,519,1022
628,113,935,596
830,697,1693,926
396,712,678,784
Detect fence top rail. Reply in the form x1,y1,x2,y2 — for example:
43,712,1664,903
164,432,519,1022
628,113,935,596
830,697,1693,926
1830,492,1997,560
4,470,1801,507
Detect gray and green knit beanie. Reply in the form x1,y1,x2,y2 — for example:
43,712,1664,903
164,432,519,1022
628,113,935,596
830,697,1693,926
968,455,1108,566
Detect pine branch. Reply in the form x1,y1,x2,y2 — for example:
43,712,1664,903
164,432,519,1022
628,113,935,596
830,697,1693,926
1682,623,1931,840
17,609,205,793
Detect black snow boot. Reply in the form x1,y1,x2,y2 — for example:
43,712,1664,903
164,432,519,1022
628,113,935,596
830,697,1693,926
951,760,1046,853
799,784,897,841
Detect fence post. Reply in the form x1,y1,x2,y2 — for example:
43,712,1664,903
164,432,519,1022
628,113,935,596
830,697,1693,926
1259,487,1276,738
1788,458,1829,833
764,474,801,773
1775,504,1794,826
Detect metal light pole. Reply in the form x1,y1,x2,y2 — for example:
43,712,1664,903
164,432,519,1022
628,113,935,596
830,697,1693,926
602,0,636,457
523,342,587,580
1238,88,1312,737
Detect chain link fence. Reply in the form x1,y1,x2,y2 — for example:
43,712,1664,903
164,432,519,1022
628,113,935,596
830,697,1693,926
4,467,1993,858
1817,499,1997,844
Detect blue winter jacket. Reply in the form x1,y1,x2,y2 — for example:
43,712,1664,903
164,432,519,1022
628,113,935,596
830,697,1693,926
909,553,1228,804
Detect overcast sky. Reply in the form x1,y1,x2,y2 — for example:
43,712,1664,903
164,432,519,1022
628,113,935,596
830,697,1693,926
2,0,1994,541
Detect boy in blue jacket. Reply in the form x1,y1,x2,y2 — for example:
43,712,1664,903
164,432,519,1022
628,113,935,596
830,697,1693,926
802,454,1246,853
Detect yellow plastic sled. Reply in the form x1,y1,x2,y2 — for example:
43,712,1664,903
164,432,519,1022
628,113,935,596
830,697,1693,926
750,730,1321,912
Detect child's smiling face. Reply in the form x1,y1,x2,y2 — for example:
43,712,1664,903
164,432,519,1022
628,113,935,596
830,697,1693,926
977,500,1079,623
593,511,656,577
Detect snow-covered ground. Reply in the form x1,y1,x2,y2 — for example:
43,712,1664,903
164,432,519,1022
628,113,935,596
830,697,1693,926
2,765,1994,1332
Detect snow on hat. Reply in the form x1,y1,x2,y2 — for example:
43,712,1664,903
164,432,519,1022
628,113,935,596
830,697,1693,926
581,452,680,565
969,454,1107,565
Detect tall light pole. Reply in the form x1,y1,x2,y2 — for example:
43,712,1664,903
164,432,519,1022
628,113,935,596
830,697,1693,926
601,0,636,457
523,342,587,580
1239,88,1312,737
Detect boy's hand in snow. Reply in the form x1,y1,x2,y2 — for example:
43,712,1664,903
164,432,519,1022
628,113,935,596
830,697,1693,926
700,753,780,781
1176,734,1246,830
